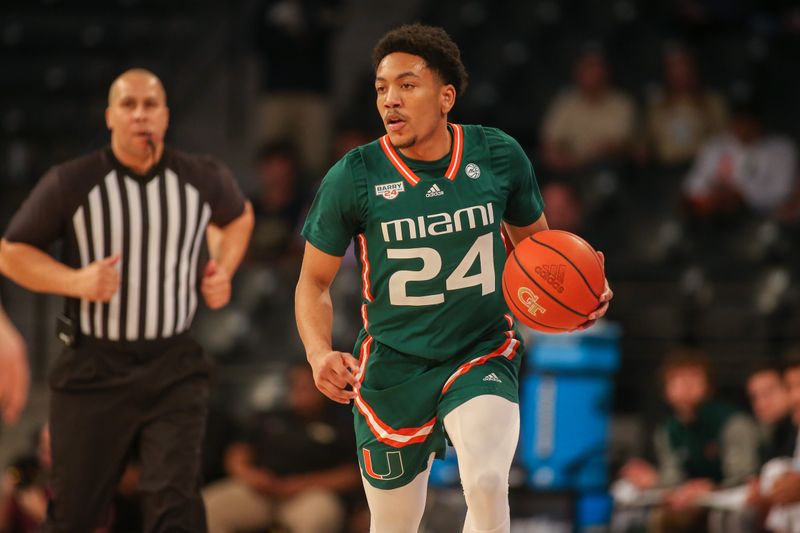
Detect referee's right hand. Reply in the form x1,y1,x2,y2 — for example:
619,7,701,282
76,255,121,302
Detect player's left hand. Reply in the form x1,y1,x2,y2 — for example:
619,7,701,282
201,259,232,309
575,251,612,331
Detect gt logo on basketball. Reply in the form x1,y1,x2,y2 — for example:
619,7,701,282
517,287,545,316
375,182,405,200
535,264,566,293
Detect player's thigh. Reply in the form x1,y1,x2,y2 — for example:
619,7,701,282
355,334,450,490
437,352,521,425
443,395,520,477
361,454,434,533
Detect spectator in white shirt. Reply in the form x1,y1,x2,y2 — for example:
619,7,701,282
684,100,798,217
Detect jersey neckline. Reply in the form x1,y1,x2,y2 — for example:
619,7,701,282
378,123,464,186
105,146,168,182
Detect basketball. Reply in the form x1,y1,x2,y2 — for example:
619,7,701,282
502,230,605,333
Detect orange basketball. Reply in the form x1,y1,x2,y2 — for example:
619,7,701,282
502,230,605,333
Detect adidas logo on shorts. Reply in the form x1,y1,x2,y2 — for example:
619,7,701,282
425,184,444,198
483,373,502,383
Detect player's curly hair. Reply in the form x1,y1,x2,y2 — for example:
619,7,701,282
372,24,469,96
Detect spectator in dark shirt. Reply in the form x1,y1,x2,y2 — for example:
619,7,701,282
203,364,360,533
247,141,306,265
253,0,341,175
640,45,728,168
620,349,759,531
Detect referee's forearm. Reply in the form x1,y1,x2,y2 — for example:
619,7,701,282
212,202,254,275
0,239,82,298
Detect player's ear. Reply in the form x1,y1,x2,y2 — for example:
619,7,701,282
105,107,112,130
441,84,456,114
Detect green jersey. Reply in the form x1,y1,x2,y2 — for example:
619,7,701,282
302,124,544,360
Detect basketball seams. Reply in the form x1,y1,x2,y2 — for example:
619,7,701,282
528,235,602,300
501,272,572,332
555,230,605,281
511,250,589,318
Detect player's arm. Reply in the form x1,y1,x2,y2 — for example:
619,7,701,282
503,213,550,247
295,242,359,405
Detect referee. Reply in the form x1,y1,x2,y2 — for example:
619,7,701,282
0,69,254,532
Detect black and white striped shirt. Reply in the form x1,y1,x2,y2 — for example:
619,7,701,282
4,147,245,342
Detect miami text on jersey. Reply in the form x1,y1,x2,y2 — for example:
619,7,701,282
380,202,495,243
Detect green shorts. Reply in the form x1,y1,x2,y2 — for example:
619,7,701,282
352,327,524,490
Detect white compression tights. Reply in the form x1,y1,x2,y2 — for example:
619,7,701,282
362,395,520,533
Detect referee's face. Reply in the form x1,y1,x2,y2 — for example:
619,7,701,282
106,72,169,163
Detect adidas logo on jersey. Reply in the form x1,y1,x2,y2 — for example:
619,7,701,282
425,184,444,198
483,373,502,383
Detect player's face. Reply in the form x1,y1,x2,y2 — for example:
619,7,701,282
664,366,709,416
106,74,169,161
747,370,790,424
375,52,455,151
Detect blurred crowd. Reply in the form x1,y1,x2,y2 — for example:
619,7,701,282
612,346,800,533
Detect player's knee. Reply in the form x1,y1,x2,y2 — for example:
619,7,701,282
462,468,507,501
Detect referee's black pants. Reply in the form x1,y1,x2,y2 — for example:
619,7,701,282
45,333,212,533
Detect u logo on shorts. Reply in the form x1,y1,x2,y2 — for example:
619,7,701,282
362,448,405,481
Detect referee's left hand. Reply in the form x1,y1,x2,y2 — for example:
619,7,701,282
201,260,231,309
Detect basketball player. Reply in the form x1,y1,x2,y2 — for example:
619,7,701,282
0,69,253,531
295,24,612,533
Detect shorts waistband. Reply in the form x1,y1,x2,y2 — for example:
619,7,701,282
75,331,192,355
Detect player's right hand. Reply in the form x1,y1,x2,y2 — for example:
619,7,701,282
77,255,121,302
308,350,360,405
